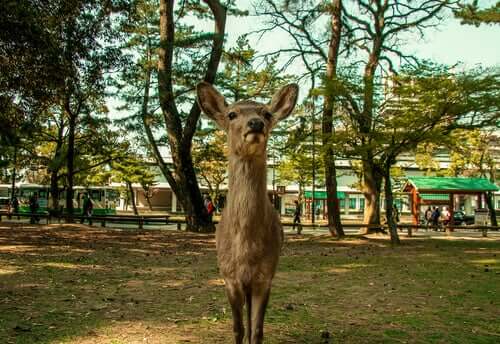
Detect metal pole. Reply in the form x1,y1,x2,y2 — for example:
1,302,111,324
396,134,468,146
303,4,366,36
272,138,276,209
10,145,17,202
311,97,316,225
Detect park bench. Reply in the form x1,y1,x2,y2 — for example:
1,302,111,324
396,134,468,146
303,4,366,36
72,214,170,229
0,211,50,224
0,211,170,230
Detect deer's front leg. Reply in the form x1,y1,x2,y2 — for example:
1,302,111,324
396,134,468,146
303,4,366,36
225,281,245,344
250,282,271,344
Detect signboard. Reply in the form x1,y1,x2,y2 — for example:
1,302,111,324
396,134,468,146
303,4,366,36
474,209,489,225
276,185,286,194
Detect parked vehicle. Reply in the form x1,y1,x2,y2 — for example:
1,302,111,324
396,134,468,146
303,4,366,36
0,197,10,211
452,210,475,225
0,184,118,215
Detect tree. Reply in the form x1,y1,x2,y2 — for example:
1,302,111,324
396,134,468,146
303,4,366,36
2,0,129,218
321,0,344,237
420,129,499,226
257,0,345,237
367,66,500,243
218,35,294,102
111,153,157,215
152,0,231,231
192,129,228,200
455,1,500,25
276,104,325,202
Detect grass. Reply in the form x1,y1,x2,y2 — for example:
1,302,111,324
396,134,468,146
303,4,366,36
0,223,499,343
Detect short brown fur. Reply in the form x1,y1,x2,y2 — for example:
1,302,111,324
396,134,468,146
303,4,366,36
197,82,298,344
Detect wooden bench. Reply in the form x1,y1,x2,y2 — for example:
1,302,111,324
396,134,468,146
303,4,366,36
0,211,50,224
71,214,170,229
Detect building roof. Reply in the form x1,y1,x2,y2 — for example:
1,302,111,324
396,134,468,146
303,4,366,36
404,177,499,192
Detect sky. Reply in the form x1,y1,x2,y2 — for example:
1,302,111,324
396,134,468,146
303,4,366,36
109,1,500,117
222,1,500,69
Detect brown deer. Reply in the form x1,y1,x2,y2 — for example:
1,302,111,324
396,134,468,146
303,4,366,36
197,82,298,344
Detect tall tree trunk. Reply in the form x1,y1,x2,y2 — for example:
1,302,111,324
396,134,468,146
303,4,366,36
383,161,400,245
157,0,226,232
50,171,60,213
322,0,344,238
143,190,154,211
361,160,383,234
66,110,76,220
359,32,383,230
49,122,64,214
127,181,139,215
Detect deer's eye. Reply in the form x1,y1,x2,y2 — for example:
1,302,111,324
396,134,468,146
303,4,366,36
264,111,273,121
228,112,237,120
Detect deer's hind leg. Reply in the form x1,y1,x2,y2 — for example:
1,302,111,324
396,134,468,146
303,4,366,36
225,281,245,344
249,282,271,344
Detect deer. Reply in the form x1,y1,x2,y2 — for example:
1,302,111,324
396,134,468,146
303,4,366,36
197,82,299,344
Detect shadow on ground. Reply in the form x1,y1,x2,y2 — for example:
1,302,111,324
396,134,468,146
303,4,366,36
0,223,499,343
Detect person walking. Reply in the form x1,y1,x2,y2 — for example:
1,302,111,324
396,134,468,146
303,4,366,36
81,193,93,225
11,195,19,215
292,200,302,234
29,192,40,224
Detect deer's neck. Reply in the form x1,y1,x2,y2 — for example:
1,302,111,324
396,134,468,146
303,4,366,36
226,155,269,219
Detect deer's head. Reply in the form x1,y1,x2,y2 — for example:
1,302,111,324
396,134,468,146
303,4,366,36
197,82,299,158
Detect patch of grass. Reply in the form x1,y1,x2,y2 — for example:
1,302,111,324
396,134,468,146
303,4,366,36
0,224,499,343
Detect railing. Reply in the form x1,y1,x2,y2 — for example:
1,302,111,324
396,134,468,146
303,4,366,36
0,211,170,229
1,211,498,236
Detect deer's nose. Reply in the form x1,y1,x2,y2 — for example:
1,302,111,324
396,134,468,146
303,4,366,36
248,118,264,132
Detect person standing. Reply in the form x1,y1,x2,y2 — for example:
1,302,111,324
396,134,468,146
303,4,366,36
431,206,441,230
392,204,400,231
292,200,302,234
442,206,451,227
424,206,433,230
204,195,215,223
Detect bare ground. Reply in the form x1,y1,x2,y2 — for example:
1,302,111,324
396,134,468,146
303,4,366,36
0,223,499,344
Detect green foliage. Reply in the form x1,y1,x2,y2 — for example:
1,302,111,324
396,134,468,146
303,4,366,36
276,104,325,190
455,0,500,26
418,129,500,182
329,63,500,167
218,35,295,102
192,129,227,199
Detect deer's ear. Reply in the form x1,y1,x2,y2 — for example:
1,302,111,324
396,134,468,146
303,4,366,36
268,83,299,122
197,82,228,129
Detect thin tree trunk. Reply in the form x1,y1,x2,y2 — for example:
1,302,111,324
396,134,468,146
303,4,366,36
127,181,139,215
10,145,17,203
486,191,497,227
384,161,400,245
361,159,383,234
322,0,344,238
49,122,64,214
157,0,226,232
66,109,76,220
50,171,60,213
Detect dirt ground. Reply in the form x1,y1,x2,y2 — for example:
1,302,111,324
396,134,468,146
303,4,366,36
0,223,499,344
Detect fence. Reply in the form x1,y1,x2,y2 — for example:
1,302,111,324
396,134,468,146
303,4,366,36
1,211,498,236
